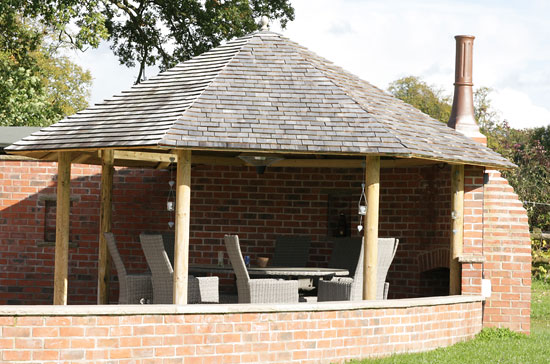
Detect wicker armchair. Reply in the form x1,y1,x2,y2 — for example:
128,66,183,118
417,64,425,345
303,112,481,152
318,238,399,301
271,235,311,267
104,232,153,304
224,235,299,304
139,233,219,304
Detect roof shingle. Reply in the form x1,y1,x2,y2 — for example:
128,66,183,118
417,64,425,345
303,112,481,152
6,31,513,168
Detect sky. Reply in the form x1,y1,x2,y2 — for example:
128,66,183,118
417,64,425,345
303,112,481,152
73,0,550,130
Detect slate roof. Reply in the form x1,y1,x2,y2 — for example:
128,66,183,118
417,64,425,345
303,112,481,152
6,31,513,168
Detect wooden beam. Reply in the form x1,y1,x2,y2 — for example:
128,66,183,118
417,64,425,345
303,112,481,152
53,152,71,305
114,150,177,164
97,150,114,304
449,164,464,295
72,153,94,164
192,155,246,166
173,150,191,304
364,156,380,300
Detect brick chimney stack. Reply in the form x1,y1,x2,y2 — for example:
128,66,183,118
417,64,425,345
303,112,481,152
448,35,487,145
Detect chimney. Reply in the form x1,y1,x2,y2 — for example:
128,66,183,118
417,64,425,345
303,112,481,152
447,35,487,145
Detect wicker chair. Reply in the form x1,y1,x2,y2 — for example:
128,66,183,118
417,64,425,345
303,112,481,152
318,238,399,301
271,235,311,267
104,232,153,304
139,233,219,304
224,235,299,304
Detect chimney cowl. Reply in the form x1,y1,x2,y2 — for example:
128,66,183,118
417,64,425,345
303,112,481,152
447,35,487,145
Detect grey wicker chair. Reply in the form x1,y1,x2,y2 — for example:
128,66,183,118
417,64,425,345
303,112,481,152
224,235,299,304
104,232,153,304
139,233,219,304
271,235,311,267
318,238,399,301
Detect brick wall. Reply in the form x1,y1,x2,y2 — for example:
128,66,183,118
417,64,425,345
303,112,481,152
1,159,455,304
481,170,531,333
0,159,532,334
0,297,483,363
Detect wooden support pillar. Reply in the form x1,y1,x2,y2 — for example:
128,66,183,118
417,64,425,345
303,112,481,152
53,152,71,305
98,149,114,304
449,164,464,295
173,150,191,304
363,156,380,300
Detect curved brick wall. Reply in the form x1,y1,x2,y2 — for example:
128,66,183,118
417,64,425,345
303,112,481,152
0,297,483,364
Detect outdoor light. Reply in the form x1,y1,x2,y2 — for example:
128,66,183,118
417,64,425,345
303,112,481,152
237,153,284,166
166,158,176,227
357,183,367,232
237,153,284,175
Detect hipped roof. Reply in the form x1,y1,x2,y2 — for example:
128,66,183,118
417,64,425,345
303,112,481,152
6,31,513,169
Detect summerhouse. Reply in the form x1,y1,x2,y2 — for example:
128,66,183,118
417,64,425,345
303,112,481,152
0,27,531,363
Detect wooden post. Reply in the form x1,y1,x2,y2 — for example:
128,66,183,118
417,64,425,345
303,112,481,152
173,150,191,304
363,156,380,300
53,152,71,305
449,164,464,295
98,149,114,304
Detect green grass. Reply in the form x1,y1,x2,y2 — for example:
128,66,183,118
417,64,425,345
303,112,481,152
351,280,550,364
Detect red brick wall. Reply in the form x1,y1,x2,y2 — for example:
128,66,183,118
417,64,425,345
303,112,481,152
0,159,532,334
1,160,456,304
0,298,483,363
481,170,531,333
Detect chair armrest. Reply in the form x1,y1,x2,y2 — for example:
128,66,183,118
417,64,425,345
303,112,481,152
317,278,353,302
249,279,299,303
125,274,153,304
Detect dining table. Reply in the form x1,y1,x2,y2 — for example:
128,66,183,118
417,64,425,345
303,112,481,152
189,264,349,280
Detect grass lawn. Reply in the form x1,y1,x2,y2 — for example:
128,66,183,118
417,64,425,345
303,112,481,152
352,279,550,364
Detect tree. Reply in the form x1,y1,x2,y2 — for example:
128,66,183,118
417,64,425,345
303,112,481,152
7,0,295,83
0,13,92,126
388,76,452,123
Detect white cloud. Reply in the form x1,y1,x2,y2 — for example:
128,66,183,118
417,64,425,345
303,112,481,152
492,88,550,129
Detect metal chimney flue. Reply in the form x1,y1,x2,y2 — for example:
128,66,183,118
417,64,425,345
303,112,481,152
447,35,487,145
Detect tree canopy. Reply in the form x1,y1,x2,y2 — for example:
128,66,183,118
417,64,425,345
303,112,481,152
6,0,295,83
0,13,92,126
388,76,452,123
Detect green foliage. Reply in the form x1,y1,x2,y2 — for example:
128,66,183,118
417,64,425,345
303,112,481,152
0,13,91,126
483,122,550,231
7,0,295,83
388,76,452,123
475,327,525,340
532,234,550,281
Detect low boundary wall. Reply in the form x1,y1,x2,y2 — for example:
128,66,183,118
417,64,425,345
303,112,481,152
0,296,483,363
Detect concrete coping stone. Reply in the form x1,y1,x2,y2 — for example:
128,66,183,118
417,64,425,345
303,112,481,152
458,255,487,264
0,295,484,316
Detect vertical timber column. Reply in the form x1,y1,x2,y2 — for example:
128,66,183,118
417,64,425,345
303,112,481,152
53,152,71,305
450,164,465,295
174,150,191,304
364,156,380,300
98,149,114,304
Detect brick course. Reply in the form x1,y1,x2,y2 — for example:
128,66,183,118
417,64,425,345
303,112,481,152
0,298,482,363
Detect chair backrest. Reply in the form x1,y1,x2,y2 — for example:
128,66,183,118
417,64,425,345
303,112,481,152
271,235,311,267
224,235,251,303
331,237,398,300
161,232,175,266
140,233,173,304
376,238,399,299
328,237,362,275
104,232,127,281
349,239,364,301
